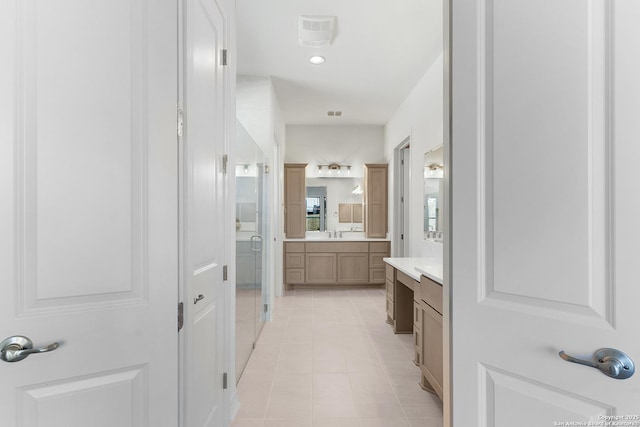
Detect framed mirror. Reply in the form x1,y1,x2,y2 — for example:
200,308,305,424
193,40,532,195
424,145,444,241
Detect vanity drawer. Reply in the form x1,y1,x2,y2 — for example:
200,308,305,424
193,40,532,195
385,263,395,281
386,278,394,301
386,296,394,321
420,275,443,315
369,253,386,268
306,242,368,253
414,327,423,366
414,299,423,330
285,253,305,268
284,242,305,253
285,269,305,284
369,241,390,253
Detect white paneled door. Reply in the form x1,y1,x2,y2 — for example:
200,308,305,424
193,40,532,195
182,0,228,426
0,1,178,426
452,0,640,425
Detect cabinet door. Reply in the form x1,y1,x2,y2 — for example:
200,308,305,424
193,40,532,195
422,301,443,399
337,253,369,284
364,164,388,238
305,253,337,284
284,164,306,238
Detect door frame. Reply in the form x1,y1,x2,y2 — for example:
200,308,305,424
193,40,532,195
443,0,452,425
394,136,411,257
177,0,238,424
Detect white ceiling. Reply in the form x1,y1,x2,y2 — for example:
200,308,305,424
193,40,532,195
236,0,443,126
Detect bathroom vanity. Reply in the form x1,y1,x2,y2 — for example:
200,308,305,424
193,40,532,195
384,257,444,400
284,239,390,288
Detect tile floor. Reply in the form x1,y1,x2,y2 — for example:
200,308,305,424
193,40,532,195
232,287,443,427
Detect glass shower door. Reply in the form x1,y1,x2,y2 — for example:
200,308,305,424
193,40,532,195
235,121,269,380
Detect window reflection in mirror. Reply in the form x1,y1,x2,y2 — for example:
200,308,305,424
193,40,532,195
424,145,444,241
306,187,326,231
306,178,363,233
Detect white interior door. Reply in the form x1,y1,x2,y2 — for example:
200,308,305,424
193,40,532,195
452,0,640,424
182,0,228,426
0,1,178,426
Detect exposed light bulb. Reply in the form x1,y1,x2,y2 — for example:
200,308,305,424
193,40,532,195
309,55,325,65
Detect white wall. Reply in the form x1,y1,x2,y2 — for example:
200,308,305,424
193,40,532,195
286,125,385,178
384,52,444,260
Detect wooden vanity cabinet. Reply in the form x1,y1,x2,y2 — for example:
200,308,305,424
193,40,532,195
285,241,389,286
284,164,307,238
284,242,305,284
385,264,395,324
369,241,389,284
417,275,444,399
337,252,369,284
306,253,337,284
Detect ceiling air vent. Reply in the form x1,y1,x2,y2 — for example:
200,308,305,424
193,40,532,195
299,16,337,48
327,111,343,117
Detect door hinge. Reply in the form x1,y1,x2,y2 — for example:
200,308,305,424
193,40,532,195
401,234,404,240
264,303,268,313
252,342,256,349
401,159,404,165
223,265,228,281
222,372,228,389
221,49,228,66
222,154,228,174
401,196,404,203
177,105,184,137
177,302,184,331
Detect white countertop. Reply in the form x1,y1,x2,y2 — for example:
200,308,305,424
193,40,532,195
283,238,390,242
383,257,443,285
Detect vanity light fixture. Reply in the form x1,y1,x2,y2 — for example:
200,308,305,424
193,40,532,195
424,162,444,179
316,162,353,177
309,55,326,65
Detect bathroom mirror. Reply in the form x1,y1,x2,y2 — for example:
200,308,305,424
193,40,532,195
306,186,326,232
306,177,363,233
424,145,444,240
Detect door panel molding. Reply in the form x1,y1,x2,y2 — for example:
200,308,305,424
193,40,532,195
477,0,613,327
480,365,614,427
20,366,148,427
15,0,149,315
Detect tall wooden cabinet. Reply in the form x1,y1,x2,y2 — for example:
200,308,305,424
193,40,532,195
284,163,307,238
364,164,388,238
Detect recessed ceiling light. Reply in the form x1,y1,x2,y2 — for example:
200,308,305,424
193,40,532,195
309,55,325,65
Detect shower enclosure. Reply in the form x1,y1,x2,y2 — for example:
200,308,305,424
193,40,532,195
235,121,270,380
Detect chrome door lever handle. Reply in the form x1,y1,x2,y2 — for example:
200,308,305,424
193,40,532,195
559,348,635,379
1,336,60,363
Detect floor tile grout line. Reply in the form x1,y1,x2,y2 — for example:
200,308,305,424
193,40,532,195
259,291,294,422
361,288,414,424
